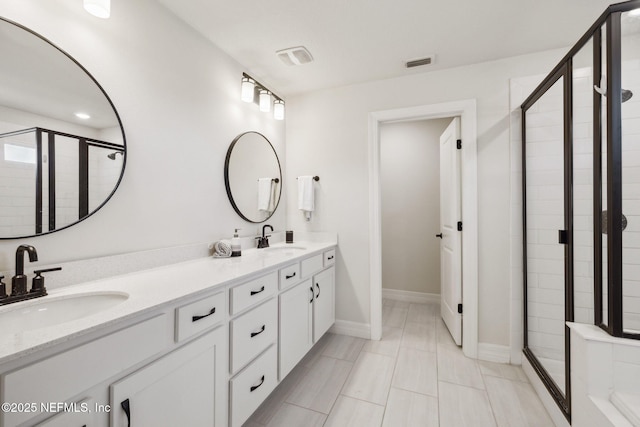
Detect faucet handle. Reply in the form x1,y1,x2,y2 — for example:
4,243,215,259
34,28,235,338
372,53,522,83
31,267,61,295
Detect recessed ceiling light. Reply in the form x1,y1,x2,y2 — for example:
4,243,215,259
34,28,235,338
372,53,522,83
75,112,91,120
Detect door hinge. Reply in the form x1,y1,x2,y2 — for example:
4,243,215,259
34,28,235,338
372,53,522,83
456,139,462,149
457,221,462,231
457,303,463,314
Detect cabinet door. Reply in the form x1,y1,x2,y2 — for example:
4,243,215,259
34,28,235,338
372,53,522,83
313,267,335,342
279,279,313,380
110,327,227,427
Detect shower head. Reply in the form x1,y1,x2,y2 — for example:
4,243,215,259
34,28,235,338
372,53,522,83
107,151,123,160
594,84,634,103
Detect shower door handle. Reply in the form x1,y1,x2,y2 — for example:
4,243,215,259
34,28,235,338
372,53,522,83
558,230,569,245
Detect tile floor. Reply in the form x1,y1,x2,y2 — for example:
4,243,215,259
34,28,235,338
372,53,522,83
245,299,555,427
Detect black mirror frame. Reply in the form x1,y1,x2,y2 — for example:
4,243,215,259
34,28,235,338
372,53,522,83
0,16,127,240
224,131,282,223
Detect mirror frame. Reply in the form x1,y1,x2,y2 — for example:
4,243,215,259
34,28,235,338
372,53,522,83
224,131,282,223
0,16,127,240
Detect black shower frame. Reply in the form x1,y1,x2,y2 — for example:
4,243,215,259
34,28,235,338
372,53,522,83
521,0,640,421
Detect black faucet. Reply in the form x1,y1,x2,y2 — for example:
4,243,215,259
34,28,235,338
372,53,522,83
256,225,274,249
12,244,38,296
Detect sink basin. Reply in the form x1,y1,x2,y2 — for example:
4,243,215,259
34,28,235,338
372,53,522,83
0,292,129,332
263,246,307,254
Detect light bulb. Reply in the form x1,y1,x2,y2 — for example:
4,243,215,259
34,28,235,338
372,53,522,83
274,100,285,120
259,90,271,112
241,77,255,103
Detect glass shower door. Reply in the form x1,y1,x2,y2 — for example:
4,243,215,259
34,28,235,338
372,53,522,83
523,73,569,405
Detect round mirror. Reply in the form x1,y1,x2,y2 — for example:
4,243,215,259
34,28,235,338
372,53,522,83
0,17,126,239
224,132,282,223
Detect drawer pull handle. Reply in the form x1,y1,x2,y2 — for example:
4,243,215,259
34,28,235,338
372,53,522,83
251,324,266,337
327,255,334,260
121,398,131,427
250,286,265,296
250,375,265,392
286,272,297,279
192,307,216,322
310,286,314,303
316,283,320,299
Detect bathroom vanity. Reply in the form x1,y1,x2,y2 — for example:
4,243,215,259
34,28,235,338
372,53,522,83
0,238,336,427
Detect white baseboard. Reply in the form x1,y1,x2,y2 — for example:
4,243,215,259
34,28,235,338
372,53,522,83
382,288,440,304
477,343,511,363
329,320,371,339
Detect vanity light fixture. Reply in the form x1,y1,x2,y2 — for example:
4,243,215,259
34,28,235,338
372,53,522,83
241,76,255,103
259,90,271,112
273,100,285,120
75,112,91,119
241,72,285,120
83,0,110,19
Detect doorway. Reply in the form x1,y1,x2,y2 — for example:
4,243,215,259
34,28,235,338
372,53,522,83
379,117,462,344
368,99,478,358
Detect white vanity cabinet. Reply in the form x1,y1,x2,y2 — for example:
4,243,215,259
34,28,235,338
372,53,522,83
312,266,335,341
279,279,314,379
110,326,227,427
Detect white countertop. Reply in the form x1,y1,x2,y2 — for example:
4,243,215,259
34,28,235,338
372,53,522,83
0,239,337,365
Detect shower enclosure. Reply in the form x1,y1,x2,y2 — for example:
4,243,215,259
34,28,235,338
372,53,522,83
522,0,640,421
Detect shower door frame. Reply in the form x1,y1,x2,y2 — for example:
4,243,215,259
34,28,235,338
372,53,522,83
522,64,573,421
521,0,640,421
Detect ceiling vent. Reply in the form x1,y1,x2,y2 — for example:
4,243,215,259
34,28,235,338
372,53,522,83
405,55,435,68
276,46,314,66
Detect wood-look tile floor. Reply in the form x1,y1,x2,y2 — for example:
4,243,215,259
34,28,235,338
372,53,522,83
245,299,554,427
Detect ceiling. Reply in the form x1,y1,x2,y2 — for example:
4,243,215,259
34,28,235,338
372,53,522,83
157,0,615,97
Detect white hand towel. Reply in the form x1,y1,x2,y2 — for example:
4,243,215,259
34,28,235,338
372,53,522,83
298,176,315,221
258,178,273,212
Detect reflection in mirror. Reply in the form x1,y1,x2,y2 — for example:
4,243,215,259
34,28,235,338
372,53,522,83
224,132,281,223
0,17,126,239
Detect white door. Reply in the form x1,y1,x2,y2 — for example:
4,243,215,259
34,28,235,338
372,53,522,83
439,117,462,345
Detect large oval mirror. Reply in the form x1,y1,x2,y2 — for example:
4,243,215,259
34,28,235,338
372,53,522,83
224,132,281,223
0,17,126,239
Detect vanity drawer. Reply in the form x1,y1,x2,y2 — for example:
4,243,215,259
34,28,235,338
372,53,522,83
230,298,277,373
230,271,277,315
175,291,225,342
230,345,277,427
301,254,323,278
324,249,336,267
279,262,301,290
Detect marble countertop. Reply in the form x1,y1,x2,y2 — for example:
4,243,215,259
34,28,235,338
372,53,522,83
0,238,337,365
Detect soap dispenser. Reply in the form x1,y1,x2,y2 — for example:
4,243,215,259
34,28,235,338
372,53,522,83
231,229,242,257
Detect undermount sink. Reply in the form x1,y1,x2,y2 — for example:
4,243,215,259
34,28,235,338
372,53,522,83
0,292,129,332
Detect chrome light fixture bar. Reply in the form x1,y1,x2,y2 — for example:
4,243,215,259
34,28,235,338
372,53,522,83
241,73,285,120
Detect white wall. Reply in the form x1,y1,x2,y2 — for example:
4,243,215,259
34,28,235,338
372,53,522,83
0,0,286,272
286,47,574,347
380,118,450,295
